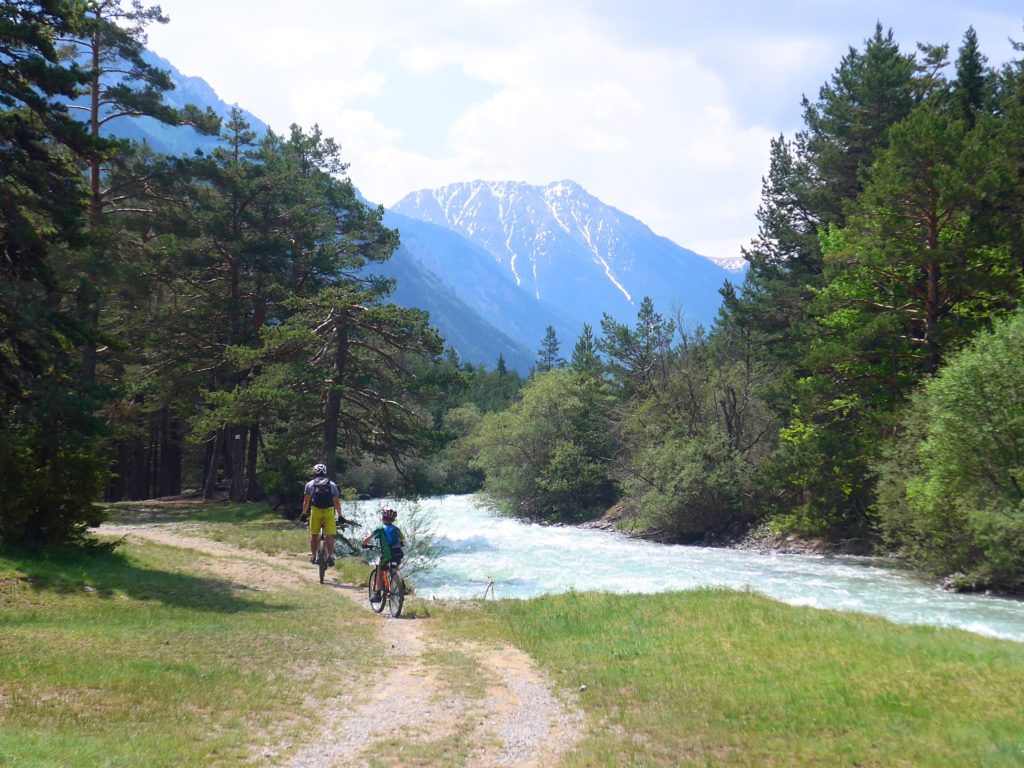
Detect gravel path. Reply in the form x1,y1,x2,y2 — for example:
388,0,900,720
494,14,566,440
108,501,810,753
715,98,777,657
100,520,584,767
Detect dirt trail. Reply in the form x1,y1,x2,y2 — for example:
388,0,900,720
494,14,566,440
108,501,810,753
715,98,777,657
100,521,583,767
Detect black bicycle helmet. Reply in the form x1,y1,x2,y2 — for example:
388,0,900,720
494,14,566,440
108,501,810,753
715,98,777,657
381,508,397,522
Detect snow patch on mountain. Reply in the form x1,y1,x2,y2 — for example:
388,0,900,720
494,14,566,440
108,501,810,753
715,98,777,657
392,180,734,333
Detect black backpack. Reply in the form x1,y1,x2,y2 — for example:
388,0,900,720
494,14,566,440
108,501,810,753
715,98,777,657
310,477,334,508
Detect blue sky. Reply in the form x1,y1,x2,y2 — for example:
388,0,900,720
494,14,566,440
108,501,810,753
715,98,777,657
147,1,1023,262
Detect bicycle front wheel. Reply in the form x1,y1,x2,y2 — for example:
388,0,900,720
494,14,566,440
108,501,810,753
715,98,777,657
367,567,385,613
387,569,404,618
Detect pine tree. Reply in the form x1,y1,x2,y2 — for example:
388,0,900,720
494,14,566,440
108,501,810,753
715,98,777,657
570,323,602,376
536,325,564,372
59,0,218,384
0,1,108,544
598,297,675,400
954,27,989,128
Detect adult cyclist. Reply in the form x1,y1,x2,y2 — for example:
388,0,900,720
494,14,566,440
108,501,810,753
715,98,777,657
300,463,343,566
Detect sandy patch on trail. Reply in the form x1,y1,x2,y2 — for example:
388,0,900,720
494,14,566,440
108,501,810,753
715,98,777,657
98,521,583,768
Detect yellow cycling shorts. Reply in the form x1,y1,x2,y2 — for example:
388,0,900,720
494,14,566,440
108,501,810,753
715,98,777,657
308,506,337,536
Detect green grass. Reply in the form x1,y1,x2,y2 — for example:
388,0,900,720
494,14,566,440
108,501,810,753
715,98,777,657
0,523,378,767
438,589,1024,767
7,501,1024,767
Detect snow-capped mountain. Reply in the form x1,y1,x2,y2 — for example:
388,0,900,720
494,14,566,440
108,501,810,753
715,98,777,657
391,180,734,333
706,255,748,272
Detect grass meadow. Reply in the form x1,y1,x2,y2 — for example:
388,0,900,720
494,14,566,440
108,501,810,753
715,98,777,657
3,501,1024,766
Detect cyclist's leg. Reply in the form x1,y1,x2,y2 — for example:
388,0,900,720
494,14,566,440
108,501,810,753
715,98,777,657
310,508,330,562
324,512,338,560
308,510,319,562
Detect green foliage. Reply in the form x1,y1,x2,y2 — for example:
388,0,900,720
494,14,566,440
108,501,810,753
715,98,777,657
616,324,777,539
0,412,108,547
0,2,110,546
724,22,1024,542
469,370,617,522
876,311,1024,589
569,322,602,376
621,425,749,539
535,324,564,372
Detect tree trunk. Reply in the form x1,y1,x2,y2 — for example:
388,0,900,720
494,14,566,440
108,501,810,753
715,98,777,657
202,429,223,500
322,314,348,479
924,260,941,374
81,24,103,385
158,409,183,497
228,425,247,502
245,422,265,501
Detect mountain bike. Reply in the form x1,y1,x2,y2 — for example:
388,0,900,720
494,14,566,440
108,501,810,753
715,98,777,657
364,546,404,617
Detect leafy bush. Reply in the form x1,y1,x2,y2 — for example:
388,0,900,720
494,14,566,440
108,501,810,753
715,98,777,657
621,425,752,540
875,311,1024,589
467,370,618,522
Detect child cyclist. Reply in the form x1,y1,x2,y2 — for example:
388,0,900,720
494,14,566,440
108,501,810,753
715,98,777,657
362,508,405,601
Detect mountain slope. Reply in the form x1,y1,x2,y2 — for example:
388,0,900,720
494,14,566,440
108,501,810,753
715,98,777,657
380,210,580,357
80,51,268,154
392,180,735,332
371,243,536,373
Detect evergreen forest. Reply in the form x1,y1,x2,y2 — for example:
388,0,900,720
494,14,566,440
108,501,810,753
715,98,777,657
3,5,1024,593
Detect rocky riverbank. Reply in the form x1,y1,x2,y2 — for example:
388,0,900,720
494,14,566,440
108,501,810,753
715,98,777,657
582,502,875,555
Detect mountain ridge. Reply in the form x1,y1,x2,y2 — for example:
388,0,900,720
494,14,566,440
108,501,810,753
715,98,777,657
391,180,736,334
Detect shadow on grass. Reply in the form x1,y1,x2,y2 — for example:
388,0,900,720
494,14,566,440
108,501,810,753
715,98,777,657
5,544,289,614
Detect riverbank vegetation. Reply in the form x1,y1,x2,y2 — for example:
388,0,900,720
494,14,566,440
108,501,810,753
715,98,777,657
2,6,1023,593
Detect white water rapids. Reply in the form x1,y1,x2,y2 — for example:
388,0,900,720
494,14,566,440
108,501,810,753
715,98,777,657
344,494,1024,643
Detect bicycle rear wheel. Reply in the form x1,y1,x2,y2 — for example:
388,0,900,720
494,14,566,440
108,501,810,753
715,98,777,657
367,567,385,613
387,568,404,618
317,536,327,584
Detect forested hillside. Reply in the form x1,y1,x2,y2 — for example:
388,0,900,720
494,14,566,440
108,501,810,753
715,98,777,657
2,6,1022,592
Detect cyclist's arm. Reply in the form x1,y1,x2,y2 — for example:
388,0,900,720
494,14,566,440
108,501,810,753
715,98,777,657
300,494,311,519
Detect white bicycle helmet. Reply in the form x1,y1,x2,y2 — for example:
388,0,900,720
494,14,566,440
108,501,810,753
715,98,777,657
312,463,327,477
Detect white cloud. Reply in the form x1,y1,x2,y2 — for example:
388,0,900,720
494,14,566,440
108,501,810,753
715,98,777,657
146,0,1022,262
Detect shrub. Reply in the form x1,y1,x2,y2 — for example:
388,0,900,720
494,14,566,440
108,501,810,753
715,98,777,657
875,311,1024,589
